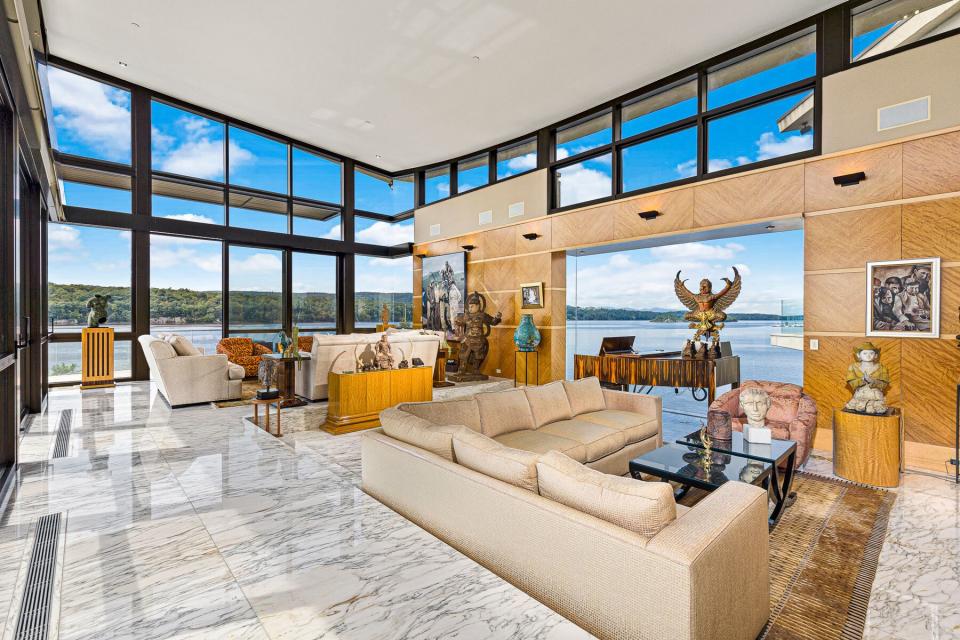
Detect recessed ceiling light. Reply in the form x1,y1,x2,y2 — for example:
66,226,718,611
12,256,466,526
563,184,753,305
472,55,480,62
118,61,128,67
376,154,382,159
131,22,141,28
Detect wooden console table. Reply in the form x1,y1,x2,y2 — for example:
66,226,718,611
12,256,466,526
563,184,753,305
324,366,433,435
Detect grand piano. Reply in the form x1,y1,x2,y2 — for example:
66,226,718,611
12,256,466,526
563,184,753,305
574,336,741,404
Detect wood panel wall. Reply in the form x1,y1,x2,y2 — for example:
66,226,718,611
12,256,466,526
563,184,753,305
414,125,960,472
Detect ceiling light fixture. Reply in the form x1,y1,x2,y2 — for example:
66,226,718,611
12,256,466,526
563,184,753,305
522,232,541,241
118,61,128,67
472,55,480,62
637,210,660,220
131,22,141,28
833,171,866,187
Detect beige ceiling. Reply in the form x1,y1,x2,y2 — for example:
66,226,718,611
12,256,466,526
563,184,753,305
41,0,842,171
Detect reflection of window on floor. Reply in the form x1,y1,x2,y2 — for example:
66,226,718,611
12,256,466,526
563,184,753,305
565,230,803,437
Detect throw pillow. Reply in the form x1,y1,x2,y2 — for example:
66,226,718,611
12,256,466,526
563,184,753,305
536,450,676,537
523,381,573,428
166,334,201,356
561,377,606,415
474,388,536,438
380,407,468,461
452,428,540,492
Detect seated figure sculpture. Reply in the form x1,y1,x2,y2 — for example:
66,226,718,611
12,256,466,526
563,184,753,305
844,342,890,415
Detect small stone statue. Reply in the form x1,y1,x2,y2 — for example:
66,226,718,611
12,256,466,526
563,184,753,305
844,342,890,415
85,294,112,328
449,291,501,382
739,386,772,443
374,334,395,370
256,358,280,400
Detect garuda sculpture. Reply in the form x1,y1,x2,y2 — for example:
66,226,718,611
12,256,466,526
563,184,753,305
675,266,741,356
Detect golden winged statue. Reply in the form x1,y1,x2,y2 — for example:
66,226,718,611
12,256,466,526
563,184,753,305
674,266,742,345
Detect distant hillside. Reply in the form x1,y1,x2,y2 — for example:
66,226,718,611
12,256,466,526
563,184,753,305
567,306,799,322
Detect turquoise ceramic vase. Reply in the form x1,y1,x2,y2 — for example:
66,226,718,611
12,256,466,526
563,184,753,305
513,314,541,352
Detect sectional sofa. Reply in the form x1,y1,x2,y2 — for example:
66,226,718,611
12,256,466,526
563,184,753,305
361,377,770,640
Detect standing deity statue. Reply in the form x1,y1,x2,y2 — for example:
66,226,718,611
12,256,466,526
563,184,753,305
449,292,501,381
374,334,395,370
674,266,741,355
85,294,112,328
380,303,390,328
844,342,890,415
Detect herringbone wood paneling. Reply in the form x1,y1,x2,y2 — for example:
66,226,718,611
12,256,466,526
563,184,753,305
804,207,901,271
805,272,865,333
693,164,803,227
901,340,960,446
613,188,694,238
551,207,615,249
804,145,902,212
804,337,902,434
901,198,960,261
903,130,960,198
481,226,519,259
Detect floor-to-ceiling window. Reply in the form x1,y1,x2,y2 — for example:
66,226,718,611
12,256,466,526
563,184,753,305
150,235,222,354
354,255,414,329
47,223,132,382
228,245,283,345
566,230,804,437
292,252,337,333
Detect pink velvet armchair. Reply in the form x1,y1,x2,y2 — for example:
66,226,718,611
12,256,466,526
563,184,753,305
707,380,817,468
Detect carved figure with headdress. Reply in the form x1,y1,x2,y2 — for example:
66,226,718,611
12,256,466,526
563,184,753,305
674,266,741,354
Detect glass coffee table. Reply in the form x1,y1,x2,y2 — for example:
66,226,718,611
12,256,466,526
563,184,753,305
629,430,798,529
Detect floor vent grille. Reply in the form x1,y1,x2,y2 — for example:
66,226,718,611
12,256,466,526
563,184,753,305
51,410,72,459
14,512,62,640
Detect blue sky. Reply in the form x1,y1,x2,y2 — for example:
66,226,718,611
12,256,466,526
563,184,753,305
568,230,803,315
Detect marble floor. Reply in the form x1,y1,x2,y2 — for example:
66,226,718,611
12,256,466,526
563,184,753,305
1,381,957,639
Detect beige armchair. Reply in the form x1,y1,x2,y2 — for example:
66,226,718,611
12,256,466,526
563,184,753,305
139,335,244,407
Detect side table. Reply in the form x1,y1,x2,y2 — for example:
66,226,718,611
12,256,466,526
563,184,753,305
252,398,282,437
515,350,539,387
263,353,308,408
833,408,902,487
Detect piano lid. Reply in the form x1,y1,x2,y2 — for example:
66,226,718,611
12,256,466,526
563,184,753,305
599,336,636,356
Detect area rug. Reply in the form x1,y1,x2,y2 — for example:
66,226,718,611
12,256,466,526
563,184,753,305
680,472,894,640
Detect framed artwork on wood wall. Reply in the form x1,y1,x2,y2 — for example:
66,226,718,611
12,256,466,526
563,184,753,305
422,252,466,341
520,282,544,309
866,257,940,338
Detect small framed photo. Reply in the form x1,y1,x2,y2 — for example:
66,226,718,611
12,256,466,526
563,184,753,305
520,282,544,309
866,257,940,338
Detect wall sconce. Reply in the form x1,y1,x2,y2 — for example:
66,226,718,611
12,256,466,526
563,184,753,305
765,224,776,230
461,244,476,252
522,232,541,240
637,210,661,220
833,171,866,187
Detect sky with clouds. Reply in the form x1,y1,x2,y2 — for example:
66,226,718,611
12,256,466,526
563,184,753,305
568,230,803,315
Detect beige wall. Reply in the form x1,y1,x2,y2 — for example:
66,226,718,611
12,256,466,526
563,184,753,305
823,33,960,153
413,169,547,243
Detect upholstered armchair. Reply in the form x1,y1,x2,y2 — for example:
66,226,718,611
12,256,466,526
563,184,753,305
708,380,817,468
216,337,272,378
297,335,314,353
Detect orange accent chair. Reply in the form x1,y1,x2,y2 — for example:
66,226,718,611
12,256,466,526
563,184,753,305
707,380,817,468
216,337,272,378
297,335,314,353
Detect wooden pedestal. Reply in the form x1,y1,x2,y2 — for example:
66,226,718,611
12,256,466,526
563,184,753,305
433,347,453,388
833,408,902,488
324,366,433,435
81,327,115,389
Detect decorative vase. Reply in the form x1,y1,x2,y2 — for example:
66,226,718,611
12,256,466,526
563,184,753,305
513,314,541,352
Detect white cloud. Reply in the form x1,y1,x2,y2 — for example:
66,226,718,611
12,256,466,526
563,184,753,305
48,67,131,161
756,132,813,161
356,256,413,293
322,223,342,240
675,159,697,178
159,138,225,179
556,164,611,205
708,158,733,172
230,252,281,274
436,182,450,196
162,213,218,225
49,224,81,250
650,242,744,261
507,152,536,171
356,220,413,246
733,262,752,276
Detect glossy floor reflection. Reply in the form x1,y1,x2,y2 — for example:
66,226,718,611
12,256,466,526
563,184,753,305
2,383,591,640
2,383,958,639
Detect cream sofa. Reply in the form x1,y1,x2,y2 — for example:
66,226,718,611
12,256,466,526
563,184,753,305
139,335,244,407
362,378,770,640
296,330,441,401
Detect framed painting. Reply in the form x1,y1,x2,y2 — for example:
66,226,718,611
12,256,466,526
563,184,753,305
520,282,544,309
421,252,466,341
866,257,939,338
